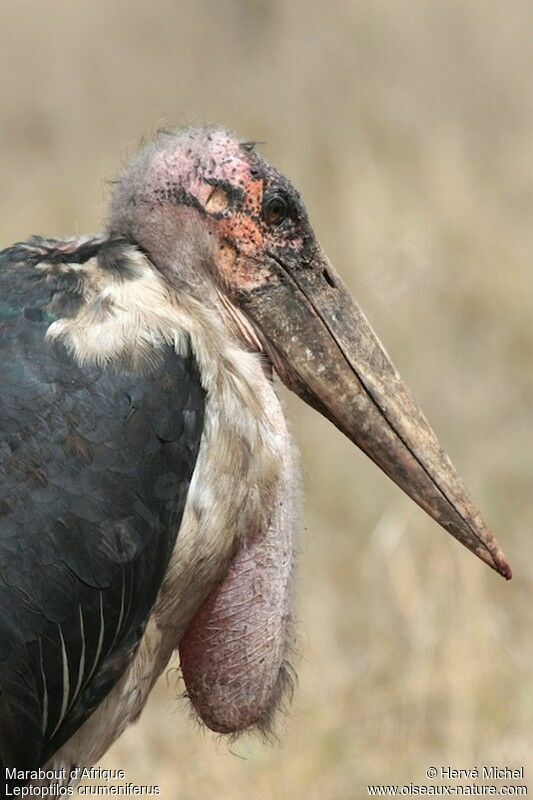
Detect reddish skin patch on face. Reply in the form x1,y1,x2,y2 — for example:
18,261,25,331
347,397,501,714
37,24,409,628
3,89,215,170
219,208,264,252
216,210,275,292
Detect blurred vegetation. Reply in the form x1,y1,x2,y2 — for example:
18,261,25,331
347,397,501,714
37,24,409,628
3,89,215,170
1,1,532,797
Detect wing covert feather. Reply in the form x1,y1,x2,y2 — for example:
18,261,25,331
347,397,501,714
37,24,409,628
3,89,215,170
0,251,205,768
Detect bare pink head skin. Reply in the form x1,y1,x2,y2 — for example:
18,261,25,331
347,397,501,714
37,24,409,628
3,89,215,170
108,126,511,731
109,128,308,293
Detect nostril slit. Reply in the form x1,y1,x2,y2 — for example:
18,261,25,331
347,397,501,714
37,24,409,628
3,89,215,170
322,268,336,288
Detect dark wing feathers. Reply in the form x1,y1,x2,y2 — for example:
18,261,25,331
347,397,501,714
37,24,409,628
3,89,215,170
0,234,110,268
0,244,205,769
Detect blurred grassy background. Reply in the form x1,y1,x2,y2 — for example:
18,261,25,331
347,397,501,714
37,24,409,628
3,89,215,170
1,1,532,797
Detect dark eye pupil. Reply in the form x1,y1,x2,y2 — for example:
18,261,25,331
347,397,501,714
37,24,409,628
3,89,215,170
264,196,288,225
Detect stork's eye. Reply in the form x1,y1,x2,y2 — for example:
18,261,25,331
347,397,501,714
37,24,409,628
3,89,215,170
263,193,290,226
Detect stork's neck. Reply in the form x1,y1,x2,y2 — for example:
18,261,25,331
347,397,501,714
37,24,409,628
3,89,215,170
153,283,298,637
153,318,300,735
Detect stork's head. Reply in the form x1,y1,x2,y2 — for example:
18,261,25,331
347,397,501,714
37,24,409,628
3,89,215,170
109,127,510,579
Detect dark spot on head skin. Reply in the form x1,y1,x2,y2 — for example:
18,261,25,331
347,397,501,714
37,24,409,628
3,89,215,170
205,178,245,208
154,186,206,213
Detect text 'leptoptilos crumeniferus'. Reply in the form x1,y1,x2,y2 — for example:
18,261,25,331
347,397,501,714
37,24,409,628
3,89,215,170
0,127,511,791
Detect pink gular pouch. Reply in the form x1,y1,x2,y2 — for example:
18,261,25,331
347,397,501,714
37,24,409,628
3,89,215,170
179,396,298,734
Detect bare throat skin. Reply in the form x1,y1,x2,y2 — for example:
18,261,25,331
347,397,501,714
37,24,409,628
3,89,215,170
178,382,299,734
161,356,300,736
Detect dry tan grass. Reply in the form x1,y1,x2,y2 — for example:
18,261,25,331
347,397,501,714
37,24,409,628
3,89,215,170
1,1,532,797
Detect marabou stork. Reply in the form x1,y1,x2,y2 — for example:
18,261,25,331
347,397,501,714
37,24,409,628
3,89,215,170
0,127,510,789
